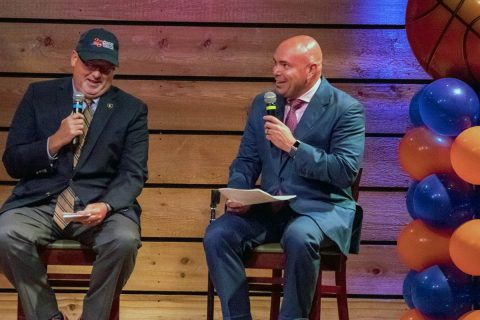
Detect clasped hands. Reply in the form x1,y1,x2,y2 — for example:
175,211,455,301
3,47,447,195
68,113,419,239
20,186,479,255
69,202,109,227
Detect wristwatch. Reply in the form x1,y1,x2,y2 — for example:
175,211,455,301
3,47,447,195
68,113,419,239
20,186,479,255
288,140,300,158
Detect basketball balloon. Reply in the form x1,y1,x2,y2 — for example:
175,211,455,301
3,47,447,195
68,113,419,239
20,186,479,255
406,0,480,86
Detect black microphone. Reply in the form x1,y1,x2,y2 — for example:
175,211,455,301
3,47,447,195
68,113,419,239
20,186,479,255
72,92,85,145
264,91,277,116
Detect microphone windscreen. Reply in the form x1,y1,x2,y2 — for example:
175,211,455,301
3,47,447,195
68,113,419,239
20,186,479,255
264,91,276,105
73,92,85,103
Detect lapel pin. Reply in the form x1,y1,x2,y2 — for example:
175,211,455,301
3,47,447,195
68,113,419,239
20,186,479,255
107,103,114,109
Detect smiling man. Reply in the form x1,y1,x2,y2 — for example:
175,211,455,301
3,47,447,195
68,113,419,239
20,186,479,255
203,35,365,320
0,28,148,320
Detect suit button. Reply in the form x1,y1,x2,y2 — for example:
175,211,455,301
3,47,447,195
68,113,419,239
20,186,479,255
46,192,51,196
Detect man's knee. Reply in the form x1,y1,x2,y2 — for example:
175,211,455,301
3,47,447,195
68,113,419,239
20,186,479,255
203,221,240,253
281,225,321,258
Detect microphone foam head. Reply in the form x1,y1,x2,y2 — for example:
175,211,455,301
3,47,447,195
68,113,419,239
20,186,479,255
73,92,85,103
264,91,276,105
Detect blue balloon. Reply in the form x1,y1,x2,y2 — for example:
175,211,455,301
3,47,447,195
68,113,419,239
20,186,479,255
409,86,425,126
403,270,418,308
412,264,474,320
419,78,480,136
413,174,476,229
406,181,419,219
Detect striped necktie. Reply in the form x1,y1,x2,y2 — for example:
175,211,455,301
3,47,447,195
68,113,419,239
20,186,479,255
53,99,93,229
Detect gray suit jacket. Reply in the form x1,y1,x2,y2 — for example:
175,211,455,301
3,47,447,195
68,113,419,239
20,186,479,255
228,77,365,254
1,77,149,224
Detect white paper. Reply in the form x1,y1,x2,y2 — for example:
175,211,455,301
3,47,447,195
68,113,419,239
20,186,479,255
218,188,296,205
63,212,91,219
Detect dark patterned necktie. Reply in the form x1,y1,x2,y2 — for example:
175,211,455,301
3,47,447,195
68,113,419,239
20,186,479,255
53,99,93,229
285,99,304,132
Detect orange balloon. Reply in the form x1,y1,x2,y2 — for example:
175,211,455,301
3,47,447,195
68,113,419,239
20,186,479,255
397,220,452,271
399,126,454,180
400,309,428,320
459,311,480,320
450,219,480,275
451,126,480,185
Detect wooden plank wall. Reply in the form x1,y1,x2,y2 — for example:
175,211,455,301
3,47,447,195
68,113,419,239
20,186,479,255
0,1,427,318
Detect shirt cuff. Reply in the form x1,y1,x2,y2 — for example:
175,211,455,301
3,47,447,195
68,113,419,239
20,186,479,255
46,137,58,160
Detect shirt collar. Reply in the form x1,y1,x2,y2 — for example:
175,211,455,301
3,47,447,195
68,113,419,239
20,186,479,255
296,77,321,103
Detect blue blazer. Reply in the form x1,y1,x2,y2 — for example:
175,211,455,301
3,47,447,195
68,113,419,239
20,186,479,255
1,77,149,224
228,77,365,254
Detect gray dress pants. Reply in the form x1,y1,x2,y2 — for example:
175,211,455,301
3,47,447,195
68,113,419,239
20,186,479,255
0,201,141,320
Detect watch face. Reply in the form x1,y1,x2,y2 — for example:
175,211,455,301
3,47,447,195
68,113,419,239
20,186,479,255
293,140,300,148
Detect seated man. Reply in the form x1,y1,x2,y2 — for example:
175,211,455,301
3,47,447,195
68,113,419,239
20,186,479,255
0,28,148,320
203,35,365,320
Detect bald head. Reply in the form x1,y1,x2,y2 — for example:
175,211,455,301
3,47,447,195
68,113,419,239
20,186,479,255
277,35,323,68
272,35,323,99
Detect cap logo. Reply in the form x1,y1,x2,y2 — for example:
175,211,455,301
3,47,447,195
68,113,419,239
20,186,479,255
92,37,114,50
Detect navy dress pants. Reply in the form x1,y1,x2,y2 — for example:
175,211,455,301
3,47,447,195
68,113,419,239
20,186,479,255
203,204,327,320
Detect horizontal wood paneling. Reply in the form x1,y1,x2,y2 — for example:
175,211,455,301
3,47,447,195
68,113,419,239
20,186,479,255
0,133,409,187
0,243,406,295
0,24,428,79
0,0,408,25
0,78,422,134
0,293,407,320
0,186,411,241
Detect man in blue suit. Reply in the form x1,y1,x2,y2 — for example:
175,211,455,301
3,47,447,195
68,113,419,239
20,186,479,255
203,35,365,319
0,28,148,320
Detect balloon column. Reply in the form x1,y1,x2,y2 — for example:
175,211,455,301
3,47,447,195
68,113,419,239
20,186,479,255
398,1,480,318
397,78,480,319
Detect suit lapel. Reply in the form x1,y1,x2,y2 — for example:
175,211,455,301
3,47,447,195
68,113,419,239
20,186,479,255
269,97,286,172
278,78,332,172
56,78,74,124
293,78,332,141
75,87,116,168
56,79,75,164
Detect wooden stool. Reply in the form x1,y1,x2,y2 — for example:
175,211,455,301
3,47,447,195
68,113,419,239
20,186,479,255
17,240,120,320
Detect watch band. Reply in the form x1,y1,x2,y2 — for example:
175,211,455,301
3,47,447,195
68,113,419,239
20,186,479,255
289,140,300,158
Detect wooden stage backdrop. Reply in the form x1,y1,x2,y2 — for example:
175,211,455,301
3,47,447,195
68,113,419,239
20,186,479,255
0,0,426,319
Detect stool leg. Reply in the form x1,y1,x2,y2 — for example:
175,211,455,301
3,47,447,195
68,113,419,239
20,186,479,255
336,258,349,320
270,269,282,320
207,273,215,320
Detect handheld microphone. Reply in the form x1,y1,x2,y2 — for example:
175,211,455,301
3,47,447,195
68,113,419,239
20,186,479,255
72,92,85,145
264,91,277,116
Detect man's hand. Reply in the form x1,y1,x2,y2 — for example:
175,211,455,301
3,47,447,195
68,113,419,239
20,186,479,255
226,200,250,215
48,112,85,155
72,202,109,227
263,115,296,152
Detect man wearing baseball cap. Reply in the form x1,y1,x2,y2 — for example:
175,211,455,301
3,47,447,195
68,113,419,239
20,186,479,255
0,28,148,320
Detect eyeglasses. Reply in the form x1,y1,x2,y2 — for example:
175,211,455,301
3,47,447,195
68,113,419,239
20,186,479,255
80,58,116,74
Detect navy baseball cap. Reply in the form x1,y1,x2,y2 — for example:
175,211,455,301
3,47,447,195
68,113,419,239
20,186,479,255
76,28,119,66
